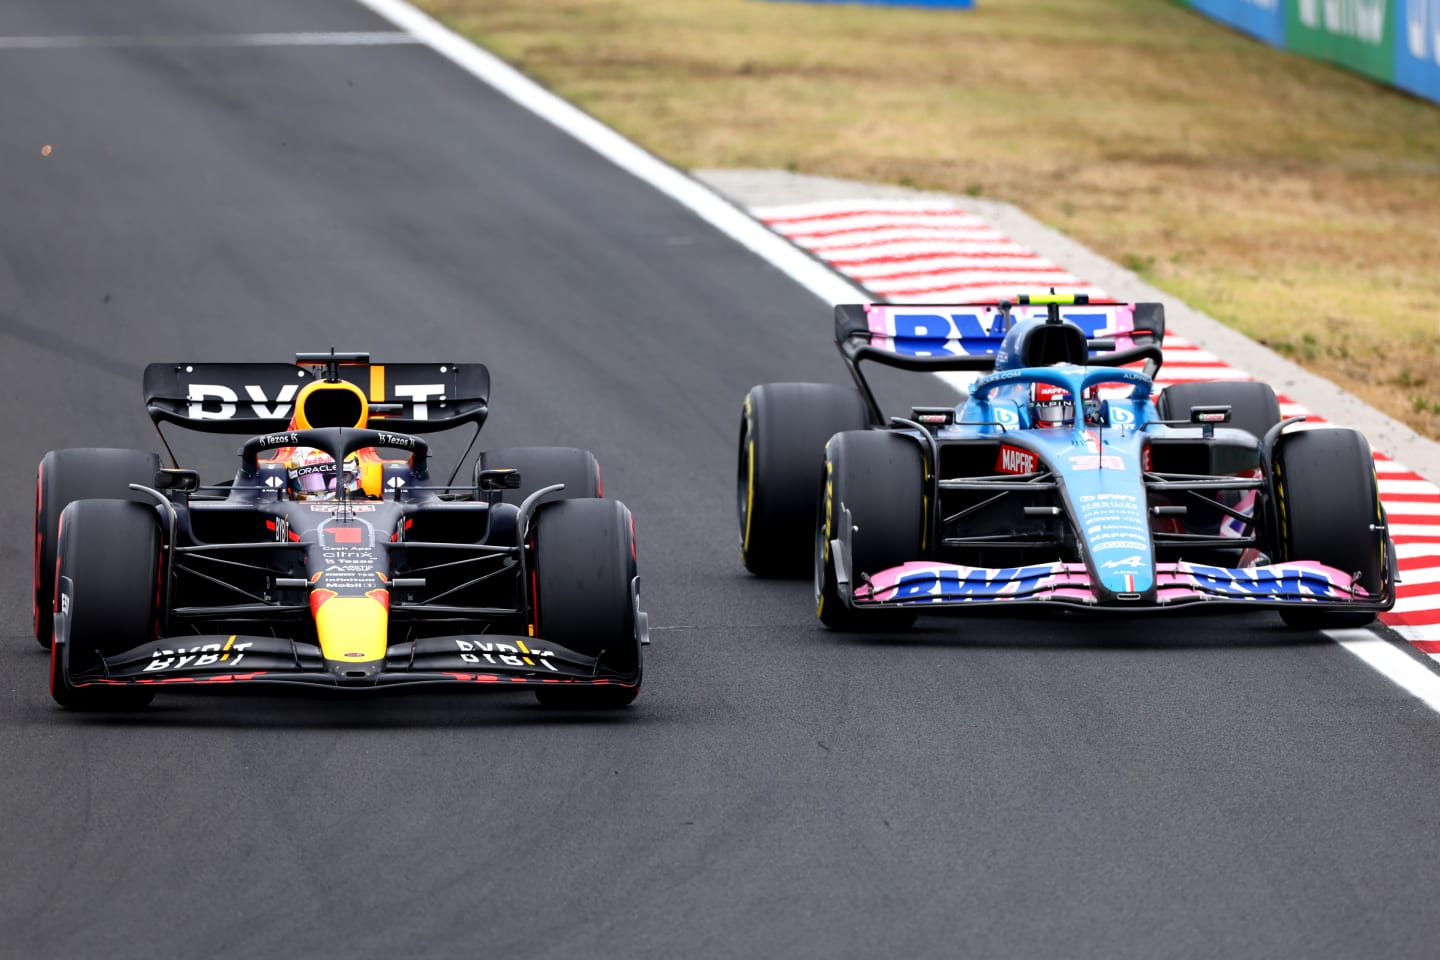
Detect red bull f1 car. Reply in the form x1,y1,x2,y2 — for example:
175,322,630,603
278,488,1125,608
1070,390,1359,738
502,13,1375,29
36,351,647,709
738,296,1396,631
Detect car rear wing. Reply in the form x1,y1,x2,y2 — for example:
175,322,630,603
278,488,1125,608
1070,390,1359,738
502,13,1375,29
144,355,491,435
835,297,1166,373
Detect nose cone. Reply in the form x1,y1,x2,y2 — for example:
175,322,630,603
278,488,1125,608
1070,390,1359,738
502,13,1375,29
310,591,390,670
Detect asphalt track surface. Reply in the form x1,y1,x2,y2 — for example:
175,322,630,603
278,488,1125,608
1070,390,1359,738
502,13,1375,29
3,2,1440,957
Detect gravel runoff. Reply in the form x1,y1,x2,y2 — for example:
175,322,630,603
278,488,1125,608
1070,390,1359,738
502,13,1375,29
697,168,1440,485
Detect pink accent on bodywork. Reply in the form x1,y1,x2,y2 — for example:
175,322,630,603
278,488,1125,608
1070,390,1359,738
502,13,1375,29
854,560,1367,605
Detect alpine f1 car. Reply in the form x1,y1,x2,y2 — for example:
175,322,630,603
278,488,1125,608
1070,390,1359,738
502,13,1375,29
35,351,647,709
738,295,1396,631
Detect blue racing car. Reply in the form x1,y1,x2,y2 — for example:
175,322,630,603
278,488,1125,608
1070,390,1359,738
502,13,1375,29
737,295,1396,631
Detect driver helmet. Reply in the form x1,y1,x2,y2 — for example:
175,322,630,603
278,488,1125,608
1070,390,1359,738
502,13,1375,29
1030,383,1075,428
287,449,363,500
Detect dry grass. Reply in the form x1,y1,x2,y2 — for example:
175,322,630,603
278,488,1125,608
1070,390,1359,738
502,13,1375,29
419,0,1440,437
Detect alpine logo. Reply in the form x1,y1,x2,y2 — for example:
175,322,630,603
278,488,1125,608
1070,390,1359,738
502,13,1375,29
1101,555,1145,570
995,445,1038,475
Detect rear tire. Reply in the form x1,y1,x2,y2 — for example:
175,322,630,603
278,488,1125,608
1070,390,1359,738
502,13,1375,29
1158,381,1281,443
1272,428,1387,629
477,446,602,507
816,431,924,632
738,382,872,578
34,448,160,648
531,499,641,708
51,499,159,710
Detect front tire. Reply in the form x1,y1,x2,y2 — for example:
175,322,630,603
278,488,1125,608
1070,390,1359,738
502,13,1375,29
51,499,159,710
1271,428,1387,629
35,448,160,648
530,499,641,708
816,431,925,632
738,382,872,578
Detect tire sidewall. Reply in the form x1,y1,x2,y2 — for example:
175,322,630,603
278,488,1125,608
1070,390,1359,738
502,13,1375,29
34,448,161,647
52,498,162,708
739,382,871,578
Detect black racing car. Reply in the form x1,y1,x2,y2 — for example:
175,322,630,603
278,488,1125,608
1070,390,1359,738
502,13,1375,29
35,351,647,709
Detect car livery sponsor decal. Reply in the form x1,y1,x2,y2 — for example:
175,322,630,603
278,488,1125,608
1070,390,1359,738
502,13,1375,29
1074,493,1150,553
995,444,1039,475
185,382,447,421
455,639,560,672
145,637,253,672
854,560,1369,605
861,304,1140,359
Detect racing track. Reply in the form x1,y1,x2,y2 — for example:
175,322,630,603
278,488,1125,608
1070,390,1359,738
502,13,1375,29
3,2,1440,957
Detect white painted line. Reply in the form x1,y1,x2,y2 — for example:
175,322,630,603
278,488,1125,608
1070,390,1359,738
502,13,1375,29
1378,480,1440,496
0,32,420,49
847,256,1075,279
349,0,869,307
815,239,1040,258
1153,367,1255,382
1399,567,1440,586
1390,524,1440,538
785,227,1012,247
1329,629,1440,715
1385,504,1440,518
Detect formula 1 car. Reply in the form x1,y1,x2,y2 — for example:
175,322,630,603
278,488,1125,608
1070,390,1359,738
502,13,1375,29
738,296,1396,630
36,351,647,709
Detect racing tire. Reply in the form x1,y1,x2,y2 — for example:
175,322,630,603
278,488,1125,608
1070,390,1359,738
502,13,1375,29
530,498,641,709
816,431,924,632
477,446,602,507
1272,427,1387,630
51,499,159,710
34,448,161,648
738,382,872,578
1157,381,1282,443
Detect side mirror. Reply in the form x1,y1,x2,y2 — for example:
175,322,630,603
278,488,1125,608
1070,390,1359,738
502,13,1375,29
1188,404,1232,425
154,468,200,492
1189,404,1231,439
477,468,523,492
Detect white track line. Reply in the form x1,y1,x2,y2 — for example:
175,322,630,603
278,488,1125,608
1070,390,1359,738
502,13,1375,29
1330,630,1440,711
351,0,1440,716
0,32,420,48
351,0,869,308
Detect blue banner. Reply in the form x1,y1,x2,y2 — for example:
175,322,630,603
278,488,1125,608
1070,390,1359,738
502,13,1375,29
1396,0,1440,100
1191,0,1286,47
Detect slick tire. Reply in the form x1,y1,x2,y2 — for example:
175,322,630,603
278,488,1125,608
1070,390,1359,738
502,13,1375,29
816,431,923,632
34,448,161,648
738,382,872,578
1272,428,1387,630
51,499,159,710
1157,381,1282,443
477,446,602,507
531,498,641,709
